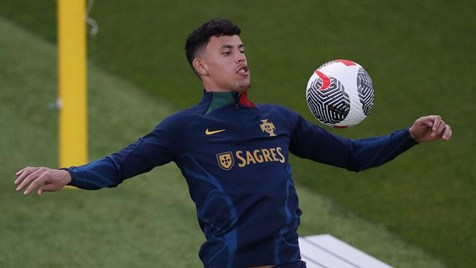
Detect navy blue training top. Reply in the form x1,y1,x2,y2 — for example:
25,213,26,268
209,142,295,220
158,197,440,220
67,91,417,268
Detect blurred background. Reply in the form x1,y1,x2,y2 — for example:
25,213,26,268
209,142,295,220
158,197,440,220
1,0,474,267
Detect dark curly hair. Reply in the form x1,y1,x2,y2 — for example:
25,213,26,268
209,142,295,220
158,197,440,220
185,18,241,72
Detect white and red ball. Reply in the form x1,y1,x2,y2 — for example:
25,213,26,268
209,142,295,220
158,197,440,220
306,59,374,128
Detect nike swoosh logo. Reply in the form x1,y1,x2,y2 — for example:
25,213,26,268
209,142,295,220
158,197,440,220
205,128,226,135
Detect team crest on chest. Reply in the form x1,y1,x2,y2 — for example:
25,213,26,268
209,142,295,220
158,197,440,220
216,152,234,170
260,119,276,137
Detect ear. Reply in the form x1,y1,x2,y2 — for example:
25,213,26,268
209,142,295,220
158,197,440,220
192,58,208,76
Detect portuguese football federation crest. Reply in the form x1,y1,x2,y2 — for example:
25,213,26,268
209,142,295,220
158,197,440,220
260,119,276,136
216,152,234,170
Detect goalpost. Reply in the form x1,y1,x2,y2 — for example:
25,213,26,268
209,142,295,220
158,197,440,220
57,0,88,167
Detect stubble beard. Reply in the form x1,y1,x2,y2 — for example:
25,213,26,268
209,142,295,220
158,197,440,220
236,76,251,92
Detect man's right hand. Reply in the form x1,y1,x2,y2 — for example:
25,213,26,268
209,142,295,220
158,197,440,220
15,167,72,196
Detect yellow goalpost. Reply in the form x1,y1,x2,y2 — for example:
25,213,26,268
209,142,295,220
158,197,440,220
57,0,88,168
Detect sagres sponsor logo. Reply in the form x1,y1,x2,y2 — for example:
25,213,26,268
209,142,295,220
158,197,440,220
260,119,276,136
216,147,285,170
216,152,234,170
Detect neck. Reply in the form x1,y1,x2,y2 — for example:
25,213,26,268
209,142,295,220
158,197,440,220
203,90,255,114
204,88,247,93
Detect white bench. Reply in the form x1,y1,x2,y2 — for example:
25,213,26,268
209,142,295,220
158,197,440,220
299,234,393,268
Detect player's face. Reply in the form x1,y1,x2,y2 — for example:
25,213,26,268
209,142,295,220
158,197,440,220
196,35,250,92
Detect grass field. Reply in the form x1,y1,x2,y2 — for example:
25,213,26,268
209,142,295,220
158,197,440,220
1,1,475,267
1,16,451,267
0,17,445,268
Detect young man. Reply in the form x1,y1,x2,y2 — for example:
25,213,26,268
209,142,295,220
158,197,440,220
15,18,452,268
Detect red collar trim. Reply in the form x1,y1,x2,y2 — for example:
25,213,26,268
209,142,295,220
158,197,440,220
239,92,256,108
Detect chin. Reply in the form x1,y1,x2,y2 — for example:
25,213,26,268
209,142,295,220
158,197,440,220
237,81,251,92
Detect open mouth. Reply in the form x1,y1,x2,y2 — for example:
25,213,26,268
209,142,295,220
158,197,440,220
237,66,249,75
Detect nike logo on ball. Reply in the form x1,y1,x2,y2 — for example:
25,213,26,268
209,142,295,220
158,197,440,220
205,128,226,135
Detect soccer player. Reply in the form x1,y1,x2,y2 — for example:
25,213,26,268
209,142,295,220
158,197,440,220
15,18,452,268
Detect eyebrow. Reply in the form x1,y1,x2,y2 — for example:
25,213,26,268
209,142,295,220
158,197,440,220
221,44,245,49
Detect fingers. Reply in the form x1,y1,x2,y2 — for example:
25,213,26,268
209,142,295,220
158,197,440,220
431,116,444,137
441,124,452,141
15,167,47,195
428,115,452,141
15,167,71,196
37,183,57,196
420,116,435,128
14,167,31,185
432,116,452,140
410,115,452,142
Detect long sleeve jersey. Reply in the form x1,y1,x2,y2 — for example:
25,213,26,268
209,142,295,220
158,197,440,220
66,91,417,268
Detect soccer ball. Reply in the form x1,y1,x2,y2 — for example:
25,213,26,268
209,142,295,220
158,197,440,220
305,59,374,128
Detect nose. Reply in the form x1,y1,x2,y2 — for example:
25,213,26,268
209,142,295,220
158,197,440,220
236,52,246,63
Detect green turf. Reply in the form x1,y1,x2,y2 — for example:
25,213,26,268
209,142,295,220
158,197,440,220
0,16,447,268
1,0,475,267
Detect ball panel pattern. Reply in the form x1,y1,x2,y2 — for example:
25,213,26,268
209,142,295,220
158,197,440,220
306,75,350,125
357,68,374,116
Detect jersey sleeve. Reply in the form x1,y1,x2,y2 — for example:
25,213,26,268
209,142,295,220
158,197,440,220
287,110,418,172
66,114,184,190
